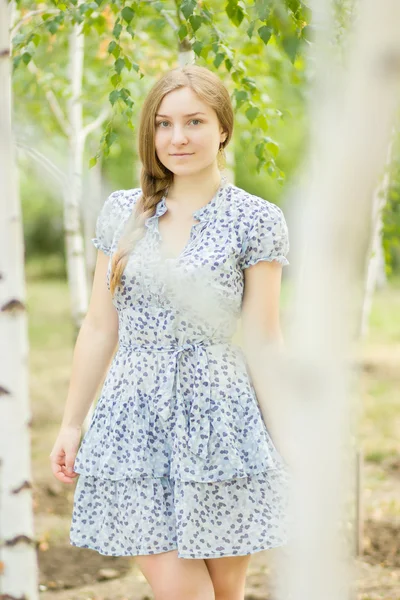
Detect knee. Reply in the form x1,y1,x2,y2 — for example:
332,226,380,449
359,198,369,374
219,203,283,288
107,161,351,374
156,587,215,600
213,581,245,600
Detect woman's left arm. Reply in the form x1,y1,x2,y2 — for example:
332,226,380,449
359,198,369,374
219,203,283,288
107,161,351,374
241,259,290,459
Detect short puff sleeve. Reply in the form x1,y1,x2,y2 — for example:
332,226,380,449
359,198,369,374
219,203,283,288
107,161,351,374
240,201,290,269
92,189,139,255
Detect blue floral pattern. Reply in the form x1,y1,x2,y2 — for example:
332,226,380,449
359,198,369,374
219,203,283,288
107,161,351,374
70,179,292,558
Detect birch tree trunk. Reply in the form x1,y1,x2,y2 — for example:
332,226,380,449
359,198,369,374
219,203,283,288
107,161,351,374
359,135,394,339
0,1,39,596
84,141,103,282
250,2,400,599
66,15,89,334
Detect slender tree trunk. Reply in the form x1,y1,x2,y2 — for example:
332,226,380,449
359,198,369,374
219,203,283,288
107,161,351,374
66,15,89,334
360,136,393,339
0,1,39,596
84,140,103,282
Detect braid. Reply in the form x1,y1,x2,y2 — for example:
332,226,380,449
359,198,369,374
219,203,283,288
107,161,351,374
109,168,172,296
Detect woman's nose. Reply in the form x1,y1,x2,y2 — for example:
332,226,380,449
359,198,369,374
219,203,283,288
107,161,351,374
171,126,188,145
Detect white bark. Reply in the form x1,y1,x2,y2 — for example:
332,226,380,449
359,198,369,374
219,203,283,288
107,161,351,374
257,2,400,599
0,1,39,596
66,15,89,333
360,136,393,339
84,144,103,281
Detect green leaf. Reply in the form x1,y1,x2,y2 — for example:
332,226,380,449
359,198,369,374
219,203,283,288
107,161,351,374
255,142,264,159
282,35,300,63
105,131,118,146
46,20,59,35
225,58,233,71
233,89,248,108
124,56,132,70
89,156,98,168
258,25,273,45
109,90,120,105
255,0,270,21
12,33,26,46
214,52,225,68
192,40,203,56
111,73,121,86
247,20,257,38
226,0,245,27
120,88,134,108
180,0,197,19
189,15,203,32
241,76,257,91
126,25,135,38
246,105,259,123
113,22,123,39
122,6,135,23
13,55,22,70
266,140,279,158
107,40,117,54
178,24,188,41
22,52,32,65
115,57,125,74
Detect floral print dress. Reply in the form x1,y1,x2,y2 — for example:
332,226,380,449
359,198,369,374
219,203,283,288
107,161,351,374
69,177,292,559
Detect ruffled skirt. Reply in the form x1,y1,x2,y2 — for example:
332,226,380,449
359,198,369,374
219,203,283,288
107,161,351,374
69,466,292,559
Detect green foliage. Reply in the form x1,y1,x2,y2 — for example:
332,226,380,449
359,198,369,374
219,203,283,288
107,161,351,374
383,138,400,275
11,0,311,175
20,170,65,259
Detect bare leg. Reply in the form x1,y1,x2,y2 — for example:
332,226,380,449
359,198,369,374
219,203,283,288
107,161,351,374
135,549,215,600
204,554,252,600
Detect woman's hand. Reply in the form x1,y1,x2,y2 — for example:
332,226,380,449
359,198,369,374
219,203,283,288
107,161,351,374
49,426,82,484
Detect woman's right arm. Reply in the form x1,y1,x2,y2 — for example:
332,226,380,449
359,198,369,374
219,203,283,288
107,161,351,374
49,250,119,484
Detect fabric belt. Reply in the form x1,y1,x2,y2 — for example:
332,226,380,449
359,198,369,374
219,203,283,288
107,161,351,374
118,339,227,461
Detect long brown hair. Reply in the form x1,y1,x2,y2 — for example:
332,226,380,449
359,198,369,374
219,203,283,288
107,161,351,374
109,64,234,296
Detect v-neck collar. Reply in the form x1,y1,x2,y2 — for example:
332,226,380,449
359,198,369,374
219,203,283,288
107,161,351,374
145,175,229,228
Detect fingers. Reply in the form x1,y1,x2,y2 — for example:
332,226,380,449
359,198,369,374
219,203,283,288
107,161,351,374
49,461,79,483
49,449,79,483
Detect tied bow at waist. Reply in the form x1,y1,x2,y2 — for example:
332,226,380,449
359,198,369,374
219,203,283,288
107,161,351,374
118,339,228,461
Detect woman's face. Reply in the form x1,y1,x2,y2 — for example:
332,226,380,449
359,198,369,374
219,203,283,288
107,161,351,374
154,86,226,176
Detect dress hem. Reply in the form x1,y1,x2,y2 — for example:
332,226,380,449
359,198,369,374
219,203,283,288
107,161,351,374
69,538,289,559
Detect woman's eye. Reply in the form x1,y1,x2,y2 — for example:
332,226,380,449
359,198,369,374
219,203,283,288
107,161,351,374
156,119,203,128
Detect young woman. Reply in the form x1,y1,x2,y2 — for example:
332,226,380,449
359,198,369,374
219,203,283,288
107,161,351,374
50,64,291,600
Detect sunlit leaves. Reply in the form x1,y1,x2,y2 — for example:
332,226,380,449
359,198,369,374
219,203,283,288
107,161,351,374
10,0,310,175
189,15,203,33
121,6,135,23
234,89,249,109
180,0,197,20
112,21,122,39
258,25,273,45
282,34,300,63
178,24,188,41
246,105,260,123
225,0,246,27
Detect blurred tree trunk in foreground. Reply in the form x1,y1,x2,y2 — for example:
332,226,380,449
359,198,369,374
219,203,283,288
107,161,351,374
0,1,39,597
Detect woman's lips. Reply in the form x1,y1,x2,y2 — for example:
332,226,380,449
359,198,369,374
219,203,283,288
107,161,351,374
170,153,194,156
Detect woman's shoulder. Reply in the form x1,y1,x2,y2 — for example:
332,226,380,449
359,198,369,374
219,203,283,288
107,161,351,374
228,183,285,223
105,187,142,213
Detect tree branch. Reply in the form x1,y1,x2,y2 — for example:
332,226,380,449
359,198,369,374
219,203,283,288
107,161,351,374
27,60,71,138
16,141,67,186
11,8,58,37
81,106,111,142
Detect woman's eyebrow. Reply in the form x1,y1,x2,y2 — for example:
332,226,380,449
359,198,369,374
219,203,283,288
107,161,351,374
155,111,207,118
